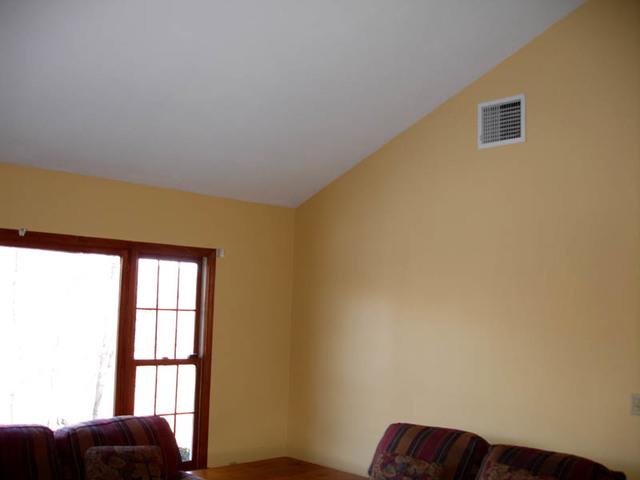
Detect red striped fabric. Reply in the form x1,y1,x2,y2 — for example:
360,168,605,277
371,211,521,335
476,445,626,480
54,416,182,480
368,423,490,480
0,424,59,480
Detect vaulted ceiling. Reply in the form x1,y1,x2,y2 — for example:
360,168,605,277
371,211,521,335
0,0,584,207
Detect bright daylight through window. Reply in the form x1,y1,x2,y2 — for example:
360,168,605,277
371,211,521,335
0,246,120,428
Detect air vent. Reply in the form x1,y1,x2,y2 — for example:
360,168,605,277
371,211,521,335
478,94,525,149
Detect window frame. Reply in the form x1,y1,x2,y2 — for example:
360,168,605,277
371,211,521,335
0,228,216,469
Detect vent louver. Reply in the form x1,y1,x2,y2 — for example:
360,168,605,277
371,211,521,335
478,94,525,148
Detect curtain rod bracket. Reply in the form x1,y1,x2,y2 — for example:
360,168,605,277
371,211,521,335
18,228,27,237
216,248,225,258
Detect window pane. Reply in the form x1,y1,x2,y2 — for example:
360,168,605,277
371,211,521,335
161,414,175,433
176,311,195,359
156,365,177,415
156,311,176,359
134,310,156,359
175,413,194,461
134,366,156,416
0,247,120,429
136,259,158,308
158,260,179,309
177,365,196,413
178,262,198,310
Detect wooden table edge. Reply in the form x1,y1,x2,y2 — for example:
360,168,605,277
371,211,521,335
188,456,367,480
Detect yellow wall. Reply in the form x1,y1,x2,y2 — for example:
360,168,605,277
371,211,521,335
0,162,295,466
289,0,639,478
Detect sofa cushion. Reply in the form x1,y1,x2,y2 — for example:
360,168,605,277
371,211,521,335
476,445,626,480
368,423,490,480
0,424,59,480
55,416,181,480
370,451,443,480
479,461,555,480
84,445,164,480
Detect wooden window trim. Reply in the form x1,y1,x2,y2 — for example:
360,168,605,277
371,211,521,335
0,228,216,469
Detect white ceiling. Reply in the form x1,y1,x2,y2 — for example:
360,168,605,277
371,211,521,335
0,0,583,207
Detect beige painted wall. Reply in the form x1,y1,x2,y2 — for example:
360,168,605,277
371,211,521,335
0,162,295,467
289,0,640,478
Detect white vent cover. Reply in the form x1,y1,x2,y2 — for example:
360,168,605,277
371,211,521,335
478,94,525,148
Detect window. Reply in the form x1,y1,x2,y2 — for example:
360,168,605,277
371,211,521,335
0,229,216,469
0,247,120,428
132,258,202,462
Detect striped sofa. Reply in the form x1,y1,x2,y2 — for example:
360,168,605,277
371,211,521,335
0,416,202,480
0,424,59,480
369,423,625,480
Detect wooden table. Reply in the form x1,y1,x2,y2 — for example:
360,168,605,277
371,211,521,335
190,457,367,480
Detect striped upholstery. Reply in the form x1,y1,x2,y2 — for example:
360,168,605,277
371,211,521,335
476,445,626,480
368,423,490,480
0,424,59,480
54,416,183,480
